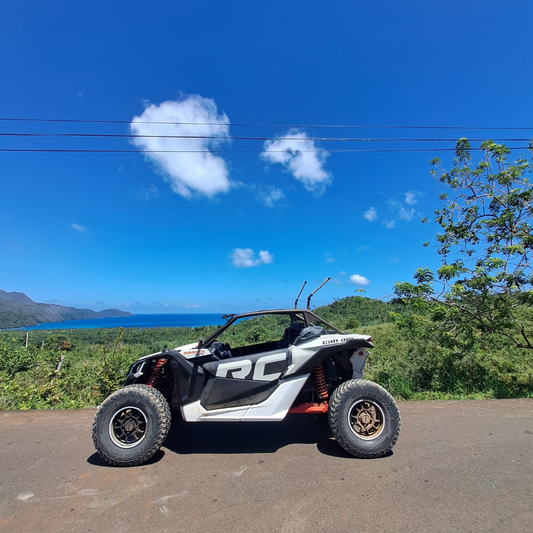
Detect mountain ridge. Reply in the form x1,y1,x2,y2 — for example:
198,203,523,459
0,290,133,329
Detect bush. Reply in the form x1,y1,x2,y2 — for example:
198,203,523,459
0,339,36,377
361,323,533,400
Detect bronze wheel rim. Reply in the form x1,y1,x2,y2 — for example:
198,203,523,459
109,406,147,448
348,399,385,440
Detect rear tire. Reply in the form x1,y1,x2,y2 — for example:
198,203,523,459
92,384,171,467
328,379,400,458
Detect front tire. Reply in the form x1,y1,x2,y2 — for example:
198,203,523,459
328,379,400,458
92,384,171,466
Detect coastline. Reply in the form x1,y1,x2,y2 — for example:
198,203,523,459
4,313,224,331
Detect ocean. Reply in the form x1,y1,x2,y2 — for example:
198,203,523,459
21,313,224,330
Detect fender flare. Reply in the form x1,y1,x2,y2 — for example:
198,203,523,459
125,350,208,407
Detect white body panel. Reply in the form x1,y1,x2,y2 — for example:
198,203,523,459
350,348,370,378
287,333,370,376
180,374,309,422
142,334,372,367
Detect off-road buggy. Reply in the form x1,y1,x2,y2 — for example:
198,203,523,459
93,282,401,466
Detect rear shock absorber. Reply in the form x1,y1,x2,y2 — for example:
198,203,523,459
313,363,329,400
147,358,167,389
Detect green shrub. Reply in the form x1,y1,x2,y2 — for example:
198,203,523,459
0,339,36,376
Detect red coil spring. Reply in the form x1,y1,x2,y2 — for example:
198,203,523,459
313,363,328,400
147,358,167,389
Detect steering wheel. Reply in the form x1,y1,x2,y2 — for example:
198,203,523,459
220,343,232,359
214,342,232,359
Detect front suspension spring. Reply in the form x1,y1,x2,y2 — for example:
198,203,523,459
147,358,167,389
313,363,329,400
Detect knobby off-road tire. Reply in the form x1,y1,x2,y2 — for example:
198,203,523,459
92,384,171,467
328,379,400,458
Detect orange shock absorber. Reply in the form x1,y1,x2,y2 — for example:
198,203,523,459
147,358,167,389
313,363,328,400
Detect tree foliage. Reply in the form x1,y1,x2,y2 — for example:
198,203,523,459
313,296,412,330
394,139,533,349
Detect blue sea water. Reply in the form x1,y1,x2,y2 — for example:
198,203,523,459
21,314,224,330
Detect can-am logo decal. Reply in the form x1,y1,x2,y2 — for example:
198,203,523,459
181,349,210,356
322,336,355,345
215,352,287,381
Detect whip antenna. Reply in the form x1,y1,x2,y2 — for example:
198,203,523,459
306,277,331,310
294,281,307,309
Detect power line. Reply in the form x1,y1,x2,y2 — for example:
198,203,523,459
1,147,531,154
1,116,533,130
1,132,531,142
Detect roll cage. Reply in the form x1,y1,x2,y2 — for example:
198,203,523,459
201,308,344,347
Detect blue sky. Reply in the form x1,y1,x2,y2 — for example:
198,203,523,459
1,0,533,313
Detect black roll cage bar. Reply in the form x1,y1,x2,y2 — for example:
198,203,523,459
201,308,343,347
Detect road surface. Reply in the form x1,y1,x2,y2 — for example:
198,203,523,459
0,399,532,533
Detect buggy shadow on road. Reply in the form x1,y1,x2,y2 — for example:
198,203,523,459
87,448,166,467
87,413,391,466
162,414,351,457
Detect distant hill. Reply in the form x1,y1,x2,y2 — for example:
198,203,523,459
313,295,411,329
0,290,133,329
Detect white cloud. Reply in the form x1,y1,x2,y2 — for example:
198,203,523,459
382,219,395,229
71,223,86,232
364,207,377,222
184,304,200,308
231,248,274,268
398,206,416,221
388,257,399,263
387,193,419,221
260,129,332,195
404,190,422,205
257,187,285,207
130,95,231,198
349,274,370,286
326,257,335,263
132,184,160,201
356,245,370,253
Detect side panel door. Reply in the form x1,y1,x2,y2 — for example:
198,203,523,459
201,349,289,410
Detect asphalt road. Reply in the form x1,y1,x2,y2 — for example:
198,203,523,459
0,399,532,533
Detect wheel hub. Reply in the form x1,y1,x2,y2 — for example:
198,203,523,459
109,406,147,449
349,399,385,440
359,411,372,425
123,419,136,432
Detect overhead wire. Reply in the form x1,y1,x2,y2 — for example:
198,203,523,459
0,132,531,142
1,116,533,130
1,116,530,154
1,147,531,154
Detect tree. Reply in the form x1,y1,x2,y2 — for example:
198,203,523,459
394,139,533,349
44,334,72,352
